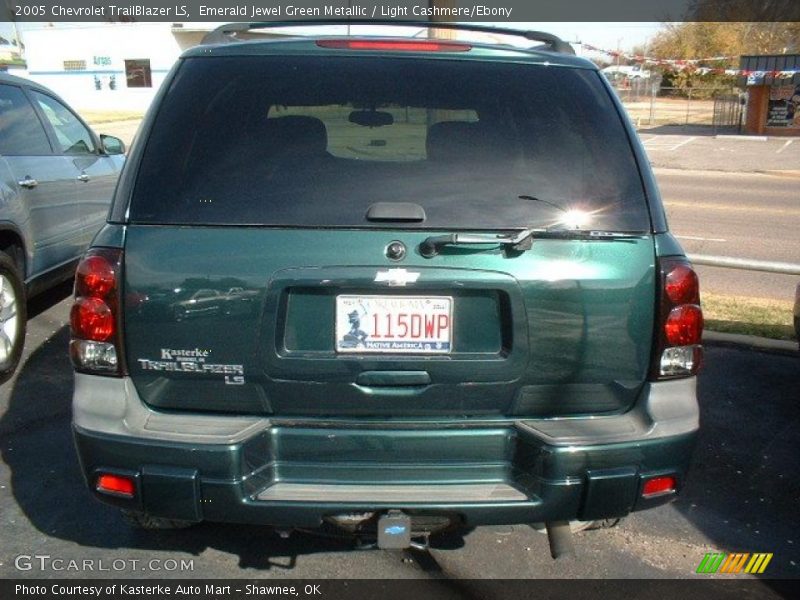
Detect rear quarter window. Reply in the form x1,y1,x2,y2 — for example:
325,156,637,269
129,56,650,232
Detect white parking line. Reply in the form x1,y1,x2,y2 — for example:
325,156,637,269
669,137,697,151
642,137,675,146
776,139,794,154
675,234,727,243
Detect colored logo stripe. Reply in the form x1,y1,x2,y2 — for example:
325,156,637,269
720,553,750,573
745,553,773,574
697,553,773,574
697,553,725,573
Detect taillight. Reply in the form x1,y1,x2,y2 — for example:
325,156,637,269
316,39,472,52
664,305,704,346
652,257,704,379
70,248,124,375
664,264,699,305
76,254,116,297
71,297,114,341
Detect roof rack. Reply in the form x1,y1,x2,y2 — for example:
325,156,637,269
201,21,575,55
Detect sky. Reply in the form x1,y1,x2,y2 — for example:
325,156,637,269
491,22,663,51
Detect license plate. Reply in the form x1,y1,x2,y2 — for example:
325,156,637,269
335,295,452,354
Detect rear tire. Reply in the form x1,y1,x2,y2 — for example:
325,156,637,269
120,509,194,530
0,251,26,384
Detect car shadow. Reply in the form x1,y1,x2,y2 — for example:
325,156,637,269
0,319,467,574
669,345,800,581
27,279,74,320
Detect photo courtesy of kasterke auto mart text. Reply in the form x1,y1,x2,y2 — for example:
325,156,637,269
70,21,703,556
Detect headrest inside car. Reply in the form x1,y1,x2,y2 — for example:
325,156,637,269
264,115,329,156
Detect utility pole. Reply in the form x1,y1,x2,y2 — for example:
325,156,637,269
428,0,457,41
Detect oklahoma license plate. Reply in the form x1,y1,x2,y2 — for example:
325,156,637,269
335,295,452,354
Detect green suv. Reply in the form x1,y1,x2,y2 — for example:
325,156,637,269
70,23,703,553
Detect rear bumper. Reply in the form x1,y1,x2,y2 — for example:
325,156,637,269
72,375,699,528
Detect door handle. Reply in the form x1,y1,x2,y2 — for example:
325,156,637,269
77,173,90,182
355,371,431,387
18,177,38,189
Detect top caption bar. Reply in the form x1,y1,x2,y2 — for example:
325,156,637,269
5,0,800,22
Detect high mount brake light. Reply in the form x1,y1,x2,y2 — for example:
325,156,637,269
652,257,704,379
316,39,472,52
70,248,125,376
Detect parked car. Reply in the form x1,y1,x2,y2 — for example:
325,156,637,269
70,23,703,555
601,64,651,80
0,72,125,381
172,288,223,321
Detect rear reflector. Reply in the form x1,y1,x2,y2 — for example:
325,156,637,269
642,475,677,498
96,473,135,498
316,39,472,52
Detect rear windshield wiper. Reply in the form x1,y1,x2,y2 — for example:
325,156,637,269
419,228,646,258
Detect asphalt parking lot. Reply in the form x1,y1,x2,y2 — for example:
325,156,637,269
0,287,797,584
639,131,800,173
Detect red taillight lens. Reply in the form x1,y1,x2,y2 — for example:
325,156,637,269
664,304,704,346
642,475,677,498
71,296,114,342
664,264,699,304
71,248,124,375
96,473,135,498
316,39,472,52
651,257,704,379
76,254,116,298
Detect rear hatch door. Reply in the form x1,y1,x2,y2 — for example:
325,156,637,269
122,50,656,418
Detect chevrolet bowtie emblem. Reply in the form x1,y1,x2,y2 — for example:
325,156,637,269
374,269,420,287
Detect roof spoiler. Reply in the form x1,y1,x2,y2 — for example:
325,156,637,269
201,20,575,55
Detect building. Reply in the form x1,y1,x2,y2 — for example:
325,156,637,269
739,54,800,136
17,23,212,112
0,22,25,69
14,22,398,113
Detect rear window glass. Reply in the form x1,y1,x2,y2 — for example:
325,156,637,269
130,56,649,231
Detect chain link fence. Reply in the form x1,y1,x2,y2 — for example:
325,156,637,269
611,80,744,132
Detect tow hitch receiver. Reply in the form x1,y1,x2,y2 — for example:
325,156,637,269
378,510,412,549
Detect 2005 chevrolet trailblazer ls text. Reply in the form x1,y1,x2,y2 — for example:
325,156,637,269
69,22,703,556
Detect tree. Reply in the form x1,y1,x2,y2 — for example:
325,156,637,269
649,23,800,64
687,0,800,23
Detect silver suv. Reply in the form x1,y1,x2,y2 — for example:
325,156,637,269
0,72,125,381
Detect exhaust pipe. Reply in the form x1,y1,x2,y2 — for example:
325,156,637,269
545,521,575,559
